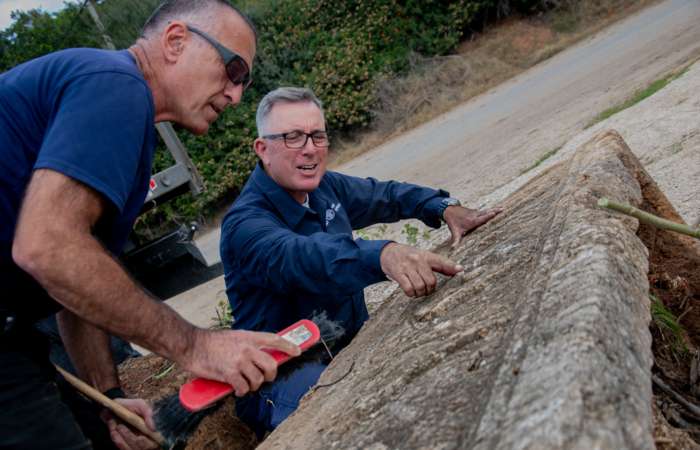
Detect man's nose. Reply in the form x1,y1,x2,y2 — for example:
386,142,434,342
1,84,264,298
223,80,243,106
300,136,317,155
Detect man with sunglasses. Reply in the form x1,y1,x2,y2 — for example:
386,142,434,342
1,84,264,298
0,1,301,449
219,87,504,438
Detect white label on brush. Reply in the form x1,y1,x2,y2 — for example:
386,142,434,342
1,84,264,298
281,325,312,346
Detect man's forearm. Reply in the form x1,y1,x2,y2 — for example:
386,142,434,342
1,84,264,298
21,230,197,365
14,170,301,393
13,170,197,366
57,309,120,392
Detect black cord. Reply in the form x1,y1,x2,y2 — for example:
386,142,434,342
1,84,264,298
313,361,355,391
53,0,90,52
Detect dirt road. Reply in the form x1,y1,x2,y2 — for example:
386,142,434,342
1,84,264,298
338,0,700,207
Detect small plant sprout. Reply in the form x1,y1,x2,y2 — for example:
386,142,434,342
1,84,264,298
670,144,683,155
650,294,688,355
155,363,175,379
357,224,388,240
401,223,433,244
402,223,420,244
211,290,234,329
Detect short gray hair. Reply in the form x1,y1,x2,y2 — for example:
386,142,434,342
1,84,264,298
256,87,324,137
140,0,256,44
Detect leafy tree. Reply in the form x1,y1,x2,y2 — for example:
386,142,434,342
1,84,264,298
0,3,100,72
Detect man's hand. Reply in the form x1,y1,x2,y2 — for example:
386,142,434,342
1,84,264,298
443,205,505,250
380,243,463,297
100,398,158,450
183,329,301,397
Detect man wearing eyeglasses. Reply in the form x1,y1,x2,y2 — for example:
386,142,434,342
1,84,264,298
0,1,302,449
219,87,504,438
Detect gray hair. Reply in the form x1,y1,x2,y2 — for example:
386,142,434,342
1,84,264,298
256,87,324,137
140,0,256,44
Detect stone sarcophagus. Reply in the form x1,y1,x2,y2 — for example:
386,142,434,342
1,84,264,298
262,130,666,450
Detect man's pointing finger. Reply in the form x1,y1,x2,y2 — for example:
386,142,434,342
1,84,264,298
428,253,463,276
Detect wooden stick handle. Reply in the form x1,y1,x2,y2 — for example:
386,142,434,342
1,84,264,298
598,198,700,239
55,365,166,446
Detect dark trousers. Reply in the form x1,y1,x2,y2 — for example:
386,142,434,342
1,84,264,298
0,324,116,450
236,362,327,441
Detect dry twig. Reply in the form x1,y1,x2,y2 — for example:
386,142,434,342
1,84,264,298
678,307,694,325
652,375,700,419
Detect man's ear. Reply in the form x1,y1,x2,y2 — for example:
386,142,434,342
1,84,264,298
161,22,188,63
254,138,270,166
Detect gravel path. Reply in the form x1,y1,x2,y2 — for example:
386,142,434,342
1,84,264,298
338,0,700,231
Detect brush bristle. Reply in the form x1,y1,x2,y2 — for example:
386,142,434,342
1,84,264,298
261,311,345,386
152,393,222,443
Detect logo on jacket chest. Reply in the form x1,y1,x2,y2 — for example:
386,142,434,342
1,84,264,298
326,203,341,226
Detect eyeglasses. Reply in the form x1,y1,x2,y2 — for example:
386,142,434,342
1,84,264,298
186,26,252,90
262,131,331,149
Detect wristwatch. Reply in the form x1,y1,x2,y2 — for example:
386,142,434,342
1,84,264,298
438,198,461,222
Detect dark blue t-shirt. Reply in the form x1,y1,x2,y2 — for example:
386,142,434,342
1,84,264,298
0,48,158,326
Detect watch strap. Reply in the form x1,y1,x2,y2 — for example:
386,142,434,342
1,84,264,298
102,387,127,400
438,198,460,222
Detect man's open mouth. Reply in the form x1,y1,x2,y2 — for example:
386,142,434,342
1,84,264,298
298,165,316,173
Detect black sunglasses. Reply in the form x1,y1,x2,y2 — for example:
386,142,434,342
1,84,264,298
187,26,252,90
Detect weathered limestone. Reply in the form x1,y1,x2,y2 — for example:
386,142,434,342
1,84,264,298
262,130,657,450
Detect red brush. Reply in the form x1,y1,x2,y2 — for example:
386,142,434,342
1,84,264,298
152,319,321,444
179,319,320,411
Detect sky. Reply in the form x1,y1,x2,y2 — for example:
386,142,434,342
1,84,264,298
0,0,75,30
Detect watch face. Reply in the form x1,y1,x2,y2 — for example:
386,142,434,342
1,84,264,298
446,198,461,207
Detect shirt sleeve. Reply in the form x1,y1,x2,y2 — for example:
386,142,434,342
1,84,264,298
34,71,152,214
222,212,391,296
324,171,449,230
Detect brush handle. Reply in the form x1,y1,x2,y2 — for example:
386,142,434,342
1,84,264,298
179,319,321,412
55,365,166,446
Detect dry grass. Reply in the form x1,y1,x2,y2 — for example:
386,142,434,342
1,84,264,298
328,0,661,169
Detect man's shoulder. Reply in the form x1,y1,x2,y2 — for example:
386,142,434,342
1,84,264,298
319,170,355,189
221,182,276,228
4,48,149,97
320,169,349,183
38,48,141,77
318,170,369,196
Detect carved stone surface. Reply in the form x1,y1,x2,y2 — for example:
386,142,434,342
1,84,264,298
261,130,656,450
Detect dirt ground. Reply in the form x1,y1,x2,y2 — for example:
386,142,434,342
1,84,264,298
635,197,700,449
119,355,258,449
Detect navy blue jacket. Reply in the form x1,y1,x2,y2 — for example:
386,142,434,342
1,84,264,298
220,161,448,348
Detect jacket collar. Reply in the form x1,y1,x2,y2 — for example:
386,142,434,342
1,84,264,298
250,160,318,230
